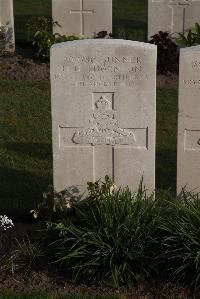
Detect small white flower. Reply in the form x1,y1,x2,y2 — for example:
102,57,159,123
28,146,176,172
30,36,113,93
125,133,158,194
66,202,71,209
30,210,39,219
0,215,14,231
110,183,118,193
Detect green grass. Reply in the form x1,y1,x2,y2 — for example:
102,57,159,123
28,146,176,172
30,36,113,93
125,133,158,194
0,81,52,217
0,81,177,217
0,293,119,299
156,88,178,192
13,0,147,42
113,0,147,41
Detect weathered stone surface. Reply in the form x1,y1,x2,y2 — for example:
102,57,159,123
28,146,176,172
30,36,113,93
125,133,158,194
52,0,112,38
148,0,200,38
51,39,156,193
0,0,15,52
177,46,200,194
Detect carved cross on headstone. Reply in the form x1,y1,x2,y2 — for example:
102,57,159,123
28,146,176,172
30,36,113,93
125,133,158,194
152,0,200,33
59,93,147,182
70,0,94,36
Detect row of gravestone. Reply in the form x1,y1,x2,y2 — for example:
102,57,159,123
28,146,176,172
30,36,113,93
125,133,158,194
2,0,200,52
51,39,200,195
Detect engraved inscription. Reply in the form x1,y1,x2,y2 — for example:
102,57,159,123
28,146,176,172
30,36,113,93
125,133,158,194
192,60,200,68
184,129,200,150
59,92,148,149
54,55,145,88
183,79,200,86
73,95,136,146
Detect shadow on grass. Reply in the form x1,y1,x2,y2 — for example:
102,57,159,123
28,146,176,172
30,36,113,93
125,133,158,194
4,143,52,161
0,166,52,221
156,148,177,193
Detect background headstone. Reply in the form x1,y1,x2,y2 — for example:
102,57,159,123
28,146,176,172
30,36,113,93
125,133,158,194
148,0,200,39
52,0,112,38
51,39,156,193
0,0,15,52
177,46,200,194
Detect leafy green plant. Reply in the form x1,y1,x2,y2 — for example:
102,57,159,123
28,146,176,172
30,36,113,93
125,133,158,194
43,177,163,287
160,189,200,289
33,31,79,59
26,16,52,42
10,236,44,275
176,23,200,47
31,185,86,224
26,16,79,59
149,31,179,74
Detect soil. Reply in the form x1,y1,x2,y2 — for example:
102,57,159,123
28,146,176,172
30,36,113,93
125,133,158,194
0,47,49,81
0,270,198,299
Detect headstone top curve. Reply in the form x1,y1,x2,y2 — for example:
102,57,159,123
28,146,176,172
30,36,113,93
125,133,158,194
51,39,157,51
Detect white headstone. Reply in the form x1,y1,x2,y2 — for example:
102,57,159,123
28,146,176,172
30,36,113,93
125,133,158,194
177,46,200,194
52,0,112,38
51,39,156,193
148,0,200,38
0,0,15,52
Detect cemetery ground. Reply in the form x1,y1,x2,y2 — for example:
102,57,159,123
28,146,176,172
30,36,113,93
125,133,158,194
0,79,188,299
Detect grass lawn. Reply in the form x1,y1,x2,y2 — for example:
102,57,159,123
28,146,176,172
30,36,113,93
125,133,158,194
0,80,177,218
13,0,147,42
156,88,178,192
0,81,52,218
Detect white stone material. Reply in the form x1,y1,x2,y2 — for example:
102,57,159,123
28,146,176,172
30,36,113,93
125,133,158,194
177,46,200,194
0,0,15,51
148,0,200,38
51,39,156,193
52,0,112,38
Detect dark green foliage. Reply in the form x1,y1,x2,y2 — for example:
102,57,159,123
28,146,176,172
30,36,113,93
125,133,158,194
10,236,44,274
2,176,200,290
33,31,79,59
26,16,52,42
26,16,79,59
31,185,86,224
42,177,163,287
160,190,200,289
176,23,200,47
149,31,179,74
34,177,200,290
176,30,196,47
